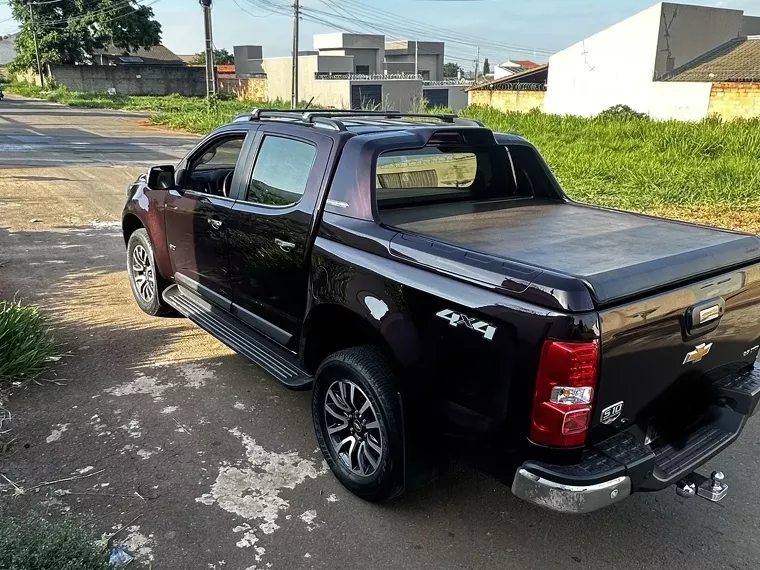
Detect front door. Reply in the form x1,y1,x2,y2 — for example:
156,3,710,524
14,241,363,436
227,125,332,347
165,132,250,309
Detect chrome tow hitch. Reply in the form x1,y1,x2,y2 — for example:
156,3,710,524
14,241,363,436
675,471,728,502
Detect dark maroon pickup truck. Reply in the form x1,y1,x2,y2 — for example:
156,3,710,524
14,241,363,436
122,109,760,513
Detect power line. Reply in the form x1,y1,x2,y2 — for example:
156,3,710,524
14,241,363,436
35,0,161,30
240,0,480,64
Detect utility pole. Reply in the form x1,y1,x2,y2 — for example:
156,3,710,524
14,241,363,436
475,46,480,82
200,0,216,98
414,41,418,77
28,3,44,87
291,0,300,108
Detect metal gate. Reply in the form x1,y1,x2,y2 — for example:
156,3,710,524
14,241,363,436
424,88,449,108
351,84,383,110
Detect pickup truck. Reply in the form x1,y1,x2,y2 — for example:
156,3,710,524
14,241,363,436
122,109,760,513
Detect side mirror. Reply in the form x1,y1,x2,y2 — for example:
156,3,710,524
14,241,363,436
147,165,176,190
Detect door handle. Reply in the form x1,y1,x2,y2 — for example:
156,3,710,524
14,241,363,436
207,218,223,230
275,238,295,252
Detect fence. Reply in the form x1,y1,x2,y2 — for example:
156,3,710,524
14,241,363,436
47,64,207,96
315,72,421,81
479,82,547,92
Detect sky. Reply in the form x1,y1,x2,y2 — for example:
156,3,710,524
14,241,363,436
1,0,759,67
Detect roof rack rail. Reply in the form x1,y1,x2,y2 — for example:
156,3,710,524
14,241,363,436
242,108,484,130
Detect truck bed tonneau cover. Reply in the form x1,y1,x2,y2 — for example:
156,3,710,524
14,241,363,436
384,199,760,306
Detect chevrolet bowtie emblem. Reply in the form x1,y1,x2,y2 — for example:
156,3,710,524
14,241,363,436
683,342,713,365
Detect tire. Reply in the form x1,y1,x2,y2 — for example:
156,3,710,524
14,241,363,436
126,228,173,317
313,346,405,502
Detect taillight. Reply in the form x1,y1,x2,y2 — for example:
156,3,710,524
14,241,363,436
530,340,600,448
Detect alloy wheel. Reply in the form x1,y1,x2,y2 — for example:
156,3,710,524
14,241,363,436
131,244,156,303
324,379,383,477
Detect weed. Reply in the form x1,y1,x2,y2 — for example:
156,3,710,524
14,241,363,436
0,514,108,570
0,300,57,386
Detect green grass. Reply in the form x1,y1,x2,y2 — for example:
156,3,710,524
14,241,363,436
462,106,760,211
0,514,108,570
7,82,760,212
0,300,57,386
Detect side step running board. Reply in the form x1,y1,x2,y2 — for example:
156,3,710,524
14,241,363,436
163,285,312,390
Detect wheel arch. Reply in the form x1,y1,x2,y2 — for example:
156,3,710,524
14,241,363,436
122,209,173,281
301,302,399,376
122,213,144,245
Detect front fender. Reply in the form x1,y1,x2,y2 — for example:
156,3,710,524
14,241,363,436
122,182,172,281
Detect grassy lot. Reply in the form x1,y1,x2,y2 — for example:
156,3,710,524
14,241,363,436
6,83,760,232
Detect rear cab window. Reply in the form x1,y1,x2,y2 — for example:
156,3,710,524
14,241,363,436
374,142,556,216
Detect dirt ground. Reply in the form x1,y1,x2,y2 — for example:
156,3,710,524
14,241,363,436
2,96,760,570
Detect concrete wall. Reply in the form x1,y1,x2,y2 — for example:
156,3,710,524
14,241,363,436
543,2,726,119
423,85,468,111
446,86,468,111
708,82,760,119
234,45,264,76
262,55,319,102
317,55,353,73
648,81,713,120
384,54,441,79
314,33,385,50
385,41,444,80
345,49,381,73
741,15,760,36
219,77,268,101
314,33,385,74
49,64,207,96
544,3,663,116
349,79,423,112
654,3,744,77
469,89,545,113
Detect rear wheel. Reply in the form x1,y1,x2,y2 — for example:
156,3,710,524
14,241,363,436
127,228,173,317
313,346,404,502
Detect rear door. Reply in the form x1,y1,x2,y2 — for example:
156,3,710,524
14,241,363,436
592,264,760,443
165,131,253,309
226,124,333,347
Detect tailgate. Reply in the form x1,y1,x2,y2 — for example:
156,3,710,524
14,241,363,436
591,263,760,444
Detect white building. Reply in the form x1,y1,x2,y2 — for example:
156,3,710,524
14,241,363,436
543,2,760,120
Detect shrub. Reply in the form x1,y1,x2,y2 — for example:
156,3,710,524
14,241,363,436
598,104,649,120
0,300,57,386
0,515,108,570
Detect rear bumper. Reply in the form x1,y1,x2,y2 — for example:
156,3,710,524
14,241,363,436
512,360,760,513
512,469,631,514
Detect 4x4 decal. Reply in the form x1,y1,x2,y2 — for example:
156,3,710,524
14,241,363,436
436,309,496,341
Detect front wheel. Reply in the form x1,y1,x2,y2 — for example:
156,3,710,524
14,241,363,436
127,228,173,317
313,346,405,502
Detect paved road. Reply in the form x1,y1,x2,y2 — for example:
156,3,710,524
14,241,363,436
1,96,759,570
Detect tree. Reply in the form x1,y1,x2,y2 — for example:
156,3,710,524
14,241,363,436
9,0,161,73
189,49,235,66
443,62,462,78
482,58,490,75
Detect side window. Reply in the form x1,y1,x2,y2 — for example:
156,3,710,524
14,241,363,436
246,136,317,207
185,136,245,196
